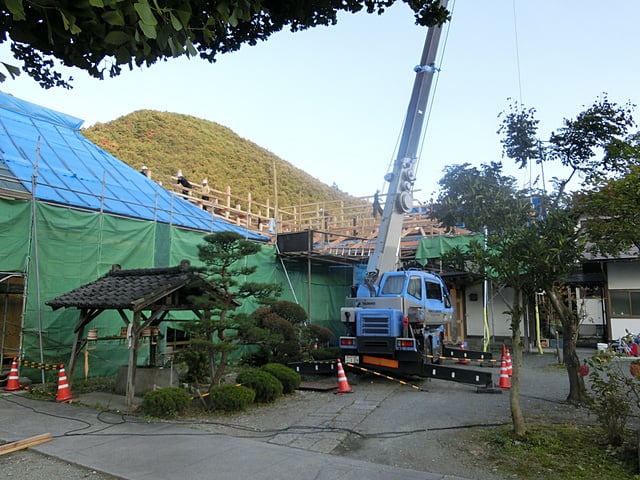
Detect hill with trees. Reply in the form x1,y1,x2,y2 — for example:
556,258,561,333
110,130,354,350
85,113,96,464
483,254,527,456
82,110,359,208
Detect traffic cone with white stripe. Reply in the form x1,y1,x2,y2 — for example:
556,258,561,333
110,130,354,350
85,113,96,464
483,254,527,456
498,356,511,390
55,364,73,402
4,358,21,392
457,343,471,364
335,359,353,394
505,348,513,377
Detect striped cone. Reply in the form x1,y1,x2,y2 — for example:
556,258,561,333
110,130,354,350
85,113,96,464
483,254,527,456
457,343,471,364
498,357,511,390
55,364,73,403
4,358,21,392
335,359,353,394
505,348,513,377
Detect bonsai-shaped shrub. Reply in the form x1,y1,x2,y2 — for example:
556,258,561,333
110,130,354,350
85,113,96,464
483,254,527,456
307,324,334,345
261,313,297,342
270,301,307,325
236,367,283,403
207,384,255,412
262,363,301,394
248,303,304,364
142,387,191,418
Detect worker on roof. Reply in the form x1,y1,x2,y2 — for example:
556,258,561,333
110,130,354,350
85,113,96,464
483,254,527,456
176,170,193,196
201,178,210,210
140,165,149,177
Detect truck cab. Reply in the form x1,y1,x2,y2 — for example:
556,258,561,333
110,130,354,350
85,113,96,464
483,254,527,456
339,270,453,375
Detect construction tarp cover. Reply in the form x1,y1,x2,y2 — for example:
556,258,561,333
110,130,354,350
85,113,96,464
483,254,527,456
0,92,350,380
0,92,268,237
414,234,484,264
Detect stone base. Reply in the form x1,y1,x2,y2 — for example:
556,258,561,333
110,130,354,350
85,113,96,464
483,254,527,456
114,366,178,396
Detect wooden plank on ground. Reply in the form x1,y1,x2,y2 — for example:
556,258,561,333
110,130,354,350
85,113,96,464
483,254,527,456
0,433,53,456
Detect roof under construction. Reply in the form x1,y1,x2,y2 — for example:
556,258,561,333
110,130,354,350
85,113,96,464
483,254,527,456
0,91,267,241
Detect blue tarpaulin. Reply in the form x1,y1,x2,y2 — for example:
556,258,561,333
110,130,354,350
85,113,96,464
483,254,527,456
0,91,268,241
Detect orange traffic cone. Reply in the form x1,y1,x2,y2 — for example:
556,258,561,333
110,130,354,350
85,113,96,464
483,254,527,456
4,358,21,392
55,364,73,402
505,348,513,377
457,343,471,364
498,357,511,390
335,359,353,394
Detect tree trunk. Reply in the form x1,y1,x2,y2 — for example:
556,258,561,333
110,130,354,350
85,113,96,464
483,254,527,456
510,288,527,437
546,287,587,404
212,350,228,386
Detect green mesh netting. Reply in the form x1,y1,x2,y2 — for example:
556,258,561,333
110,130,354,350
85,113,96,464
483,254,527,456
0,199,352,380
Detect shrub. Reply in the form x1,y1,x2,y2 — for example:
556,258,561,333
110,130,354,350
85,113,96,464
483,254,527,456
241,345,273,367
207,384,255,412
173,347,209,384
73,376,116,394
236,368,283,403
262,363,301,394
142,387,191,418
273,339,303,363
307,324,334,345
311,346,341,361
586,352,639,446
261,313,297,341
270,301,307,325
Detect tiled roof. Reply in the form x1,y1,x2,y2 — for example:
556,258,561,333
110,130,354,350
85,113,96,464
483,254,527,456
46,260,203,311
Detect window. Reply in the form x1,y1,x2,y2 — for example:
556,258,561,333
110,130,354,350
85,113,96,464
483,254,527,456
381,276,404,295
426,281,441,300
407,277,422,300
610,290,640,317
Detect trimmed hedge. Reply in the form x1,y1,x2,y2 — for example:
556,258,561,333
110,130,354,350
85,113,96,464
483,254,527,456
311,346,341,361
207,384,255,412
236,368,283,403
142,387,191,418
261,363,301,394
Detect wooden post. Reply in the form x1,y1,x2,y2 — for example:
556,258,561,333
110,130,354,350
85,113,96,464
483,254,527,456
126,312,141,409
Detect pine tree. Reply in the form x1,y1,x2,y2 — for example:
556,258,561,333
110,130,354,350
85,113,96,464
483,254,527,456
187,232,280,386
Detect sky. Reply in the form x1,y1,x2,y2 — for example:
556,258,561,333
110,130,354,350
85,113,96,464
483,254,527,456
1,0,639,203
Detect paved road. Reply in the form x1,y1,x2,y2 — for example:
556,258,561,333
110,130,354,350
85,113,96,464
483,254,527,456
0,348,605,480
0,388,471,480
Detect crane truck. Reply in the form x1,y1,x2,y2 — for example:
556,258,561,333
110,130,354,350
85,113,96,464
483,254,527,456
338,1,493,388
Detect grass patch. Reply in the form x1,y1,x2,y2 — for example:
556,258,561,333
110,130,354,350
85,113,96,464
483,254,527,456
480,423,639,479
25,376,116,400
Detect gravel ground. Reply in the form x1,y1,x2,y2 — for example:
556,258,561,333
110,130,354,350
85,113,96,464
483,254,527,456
0,449,118,479
0,349,616,480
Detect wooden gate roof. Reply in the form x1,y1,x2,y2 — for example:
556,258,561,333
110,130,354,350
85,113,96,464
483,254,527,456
46,259,222,312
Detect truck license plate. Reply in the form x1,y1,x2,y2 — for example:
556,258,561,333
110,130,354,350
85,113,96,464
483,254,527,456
344,355,359,364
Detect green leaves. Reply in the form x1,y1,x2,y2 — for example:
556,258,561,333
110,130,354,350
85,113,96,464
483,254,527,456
60,11,82,35
169,12,183,31
1,1,451,88
135,1,158,39
102,10,125,26
134,1,157,26
0,62,21,82
105,31,131,46
497,99,540,170
5,0,25,21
